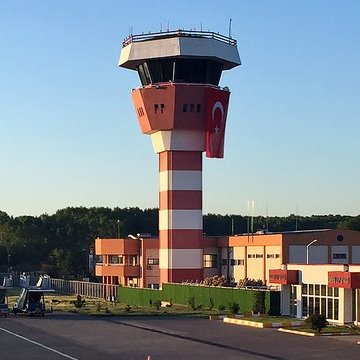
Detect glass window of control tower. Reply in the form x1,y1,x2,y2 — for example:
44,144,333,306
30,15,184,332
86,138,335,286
137,59,223,86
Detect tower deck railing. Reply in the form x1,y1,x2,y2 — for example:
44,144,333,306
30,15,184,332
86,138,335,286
132,82,230,92
122,29,237,48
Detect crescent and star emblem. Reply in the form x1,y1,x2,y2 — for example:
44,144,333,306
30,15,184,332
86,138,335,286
211,101,224,135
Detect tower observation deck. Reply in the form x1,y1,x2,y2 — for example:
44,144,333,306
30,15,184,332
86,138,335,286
119,29,241,286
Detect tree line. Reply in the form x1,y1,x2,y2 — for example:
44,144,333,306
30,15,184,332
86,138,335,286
0,207,358,278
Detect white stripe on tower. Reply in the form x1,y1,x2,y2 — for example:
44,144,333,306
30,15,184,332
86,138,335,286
157,150,203,284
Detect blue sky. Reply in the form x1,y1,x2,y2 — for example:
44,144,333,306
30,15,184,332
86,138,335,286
1,1,359,217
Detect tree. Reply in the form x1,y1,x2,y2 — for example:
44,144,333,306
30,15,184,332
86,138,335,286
0,223,19,271
305,313,328,333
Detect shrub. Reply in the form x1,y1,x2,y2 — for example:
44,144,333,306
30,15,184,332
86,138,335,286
153,300,162,310
96,303,101,312
188,296,196,310
229,302,240,314
73,295,85,308
237,278,264,288
209,297,214,310
125,304,132,312
218,304,225,311
201,275,227,287
253,291,266,314
305,314,328,333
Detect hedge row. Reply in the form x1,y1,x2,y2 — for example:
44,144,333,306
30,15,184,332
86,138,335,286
118,287,162,307
118,283,280,315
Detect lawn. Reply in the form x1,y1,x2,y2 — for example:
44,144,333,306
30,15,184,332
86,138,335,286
240,315,300,323
288,325,360,336
7,291,225,317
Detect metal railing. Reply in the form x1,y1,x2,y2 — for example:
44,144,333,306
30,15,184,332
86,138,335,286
50,278,119,301
122,29,237,48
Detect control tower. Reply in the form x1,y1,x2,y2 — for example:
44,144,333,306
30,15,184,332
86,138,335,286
119,29,240,286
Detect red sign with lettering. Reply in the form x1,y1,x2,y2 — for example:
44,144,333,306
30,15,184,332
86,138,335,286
269,269,299,285
328,271,360,289
205,88,230,158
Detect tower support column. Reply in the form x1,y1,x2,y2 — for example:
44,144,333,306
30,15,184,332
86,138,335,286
158,150,203,284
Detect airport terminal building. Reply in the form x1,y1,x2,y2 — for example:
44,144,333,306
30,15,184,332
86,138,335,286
95,228,360,325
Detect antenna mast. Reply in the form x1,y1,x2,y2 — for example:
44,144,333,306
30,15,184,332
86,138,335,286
228,18,232,38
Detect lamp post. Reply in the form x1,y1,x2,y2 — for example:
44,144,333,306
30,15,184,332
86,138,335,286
117,220,120,238
306,239,318,264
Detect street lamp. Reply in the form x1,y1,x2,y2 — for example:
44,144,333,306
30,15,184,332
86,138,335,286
306,239,318,264
117,220,120,238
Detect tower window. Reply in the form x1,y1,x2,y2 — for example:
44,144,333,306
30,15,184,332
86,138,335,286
182,104,187,112
196,104,201,113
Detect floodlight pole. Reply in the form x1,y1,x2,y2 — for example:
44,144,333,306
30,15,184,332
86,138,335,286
306,239,318,264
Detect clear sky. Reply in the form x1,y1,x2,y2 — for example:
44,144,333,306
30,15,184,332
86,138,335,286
1,1,359,217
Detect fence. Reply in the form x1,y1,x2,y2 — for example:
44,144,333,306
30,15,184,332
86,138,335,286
50,278,119,300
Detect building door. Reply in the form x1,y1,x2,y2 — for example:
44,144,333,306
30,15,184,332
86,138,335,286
290,285,297,317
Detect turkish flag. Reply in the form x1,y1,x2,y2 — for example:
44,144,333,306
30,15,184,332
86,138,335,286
205,87,230,158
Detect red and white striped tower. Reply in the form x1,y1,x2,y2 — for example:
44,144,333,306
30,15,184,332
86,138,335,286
119,30,240,286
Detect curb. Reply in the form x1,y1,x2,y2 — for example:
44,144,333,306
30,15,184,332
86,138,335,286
209,314,244,320
278,328,316,337
208,315,226,320
223,317,305,329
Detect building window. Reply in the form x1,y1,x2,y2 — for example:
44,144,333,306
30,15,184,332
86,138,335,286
183,104,187,112
129,255,138,266
147,258,159,265
231,259,244,266
137,107,145,117
203,254,218,268
222,259,228,266
333,253,347,260
95,255,103,264
301,283,339,321
196,104,201,113
108,255,120,264
267,254,280,259
248,254,263,259
147,284,159,289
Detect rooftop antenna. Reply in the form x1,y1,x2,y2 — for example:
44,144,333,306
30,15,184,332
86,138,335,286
160,22,162,32
265,202,269,231
200,21,203,31
167,21,170,32
251,200,255,233
228,18,232,38
247,200,250,242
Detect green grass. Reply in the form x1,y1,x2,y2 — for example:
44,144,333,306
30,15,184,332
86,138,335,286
9,293,225,317
287,325,360,335
240,316,300,323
